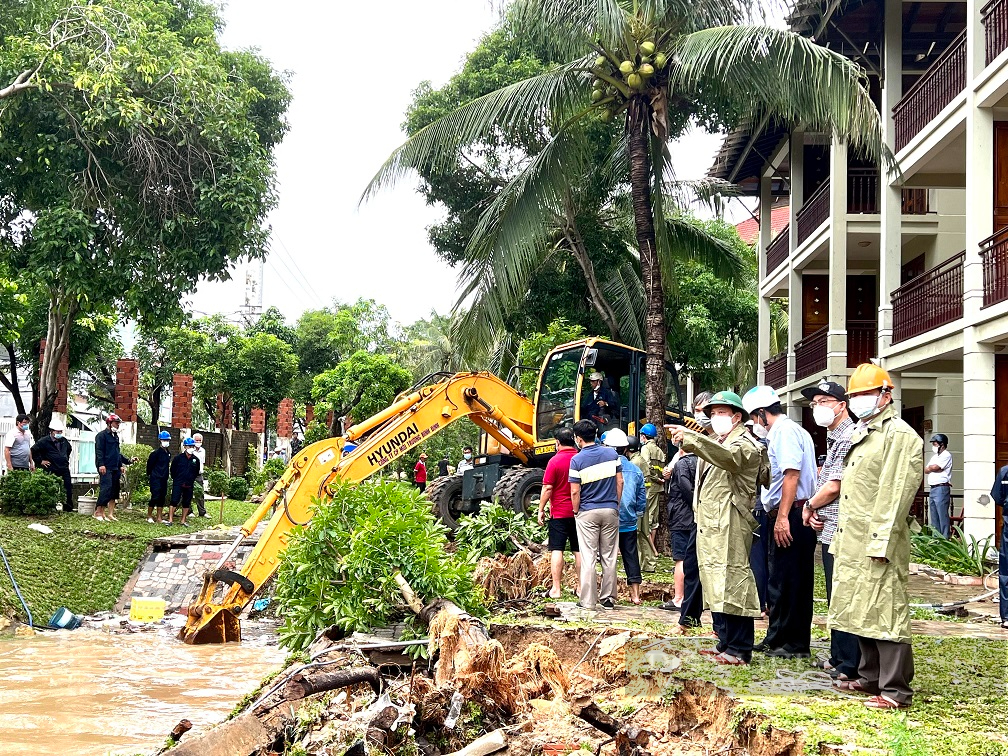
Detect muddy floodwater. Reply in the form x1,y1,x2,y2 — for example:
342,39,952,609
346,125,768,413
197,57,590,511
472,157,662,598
0,622,287,755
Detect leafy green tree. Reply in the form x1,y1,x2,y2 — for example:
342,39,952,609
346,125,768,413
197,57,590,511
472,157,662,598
247,306,296,347
367,0,887,432
0,0,290,432
516,318,587,396
230,332,298,427
311,351,411,435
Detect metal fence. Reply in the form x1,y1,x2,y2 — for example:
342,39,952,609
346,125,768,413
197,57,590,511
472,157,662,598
0,418,97,480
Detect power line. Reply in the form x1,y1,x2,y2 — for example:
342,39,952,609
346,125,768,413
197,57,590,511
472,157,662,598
265,258,306,306
273,237,327,308
267,247,325,310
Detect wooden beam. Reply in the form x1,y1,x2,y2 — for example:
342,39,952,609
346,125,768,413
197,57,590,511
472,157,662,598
903,2,921,34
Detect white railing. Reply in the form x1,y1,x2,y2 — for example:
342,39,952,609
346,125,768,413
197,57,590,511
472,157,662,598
0,418,97,479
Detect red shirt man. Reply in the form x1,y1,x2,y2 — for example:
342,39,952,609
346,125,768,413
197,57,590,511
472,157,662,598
413,453,428,492
537,428,581,599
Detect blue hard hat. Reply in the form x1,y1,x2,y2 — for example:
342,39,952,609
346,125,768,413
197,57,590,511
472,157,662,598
182,437,195,447
640,423,658,438
341,441,357,458
158,431,171,441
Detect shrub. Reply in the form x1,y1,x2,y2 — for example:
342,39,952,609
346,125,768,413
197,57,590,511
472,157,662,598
911,525,996,577
245,443,260,476
303,420,329,445
454,501,547,560
274,480,483,652
207,470,230,497
121,443,153,505
261,457,286,482
0,469,64,516
228,476,250,501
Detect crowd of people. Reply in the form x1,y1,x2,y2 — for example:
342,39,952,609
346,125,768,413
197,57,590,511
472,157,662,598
535,362,948,711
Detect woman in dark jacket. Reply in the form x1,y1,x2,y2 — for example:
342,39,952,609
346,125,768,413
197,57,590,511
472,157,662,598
664,451,697,609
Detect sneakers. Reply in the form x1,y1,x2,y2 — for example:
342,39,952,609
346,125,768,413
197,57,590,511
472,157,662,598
659,601,679,611
599,597,616,610
147,518,155,524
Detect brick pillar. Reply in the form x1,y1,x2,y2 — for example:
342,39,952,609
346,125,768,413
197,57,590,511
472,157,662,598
305,403,314,425
277,398,294,439
38,338,70,413
215,393,233,429
114,359,139,422
171,373,193,429
250,407,266,434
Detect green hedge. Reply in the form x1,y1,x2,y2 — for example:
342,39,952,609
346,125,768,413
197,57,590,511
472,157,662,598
0,470,63,516
228,476,250,501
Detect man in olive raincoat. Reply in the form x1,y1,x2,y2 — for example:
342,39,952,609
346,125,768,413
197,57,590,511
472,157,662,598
635,422,666,573
669,391,768,664
829,364,923,710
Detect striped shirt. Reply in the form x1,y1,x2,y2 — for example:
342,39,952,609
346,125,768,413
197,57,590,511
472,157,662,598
568,443,622,512
815,416,854,545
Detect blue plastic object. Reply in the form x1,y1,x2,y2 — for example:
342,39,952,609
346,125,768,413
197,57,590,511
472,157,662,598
48,607,82,630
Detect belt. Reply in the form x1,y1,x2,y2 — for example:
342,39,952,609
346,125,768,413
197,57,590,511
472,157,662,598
768,499,808,514
930,483,951,488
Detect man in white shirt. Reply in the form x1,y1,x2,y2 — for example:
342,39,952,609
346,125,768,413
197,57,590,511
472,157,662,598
4,414,35,473
192,433,209,517
456,445,474,474
925,433,953,538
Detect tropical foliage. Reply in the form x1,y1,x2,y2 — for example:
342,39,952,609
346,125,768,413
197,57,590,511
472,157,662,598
454,502,547,560
911,526,996,578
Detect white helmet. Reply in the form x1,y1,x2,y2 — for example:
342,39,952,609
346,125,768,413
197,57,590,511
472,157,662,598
601,428,629,447
49,418,66,432
742,385,781,414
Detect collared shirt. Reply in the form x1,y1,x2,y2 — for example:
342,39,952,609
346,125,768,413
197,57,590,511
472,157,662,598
4,427,33,468
543,446,577,518
761,414,818,513
568,442,622,512
456,459,473,473
814,416,854,544
926,449,952,486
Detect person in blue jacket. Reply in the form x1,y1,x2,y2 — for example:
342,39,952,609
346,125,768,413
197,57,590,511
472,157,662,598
990,463,1008,629
603,429,647,605
94,414,133,522
146,431,172,524
169,437,201,527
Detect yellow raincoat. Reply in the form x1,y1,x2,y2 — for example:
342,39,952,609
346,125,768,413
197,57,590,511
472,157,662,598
680,425,767,617
636,439,666,570
828,403,923,643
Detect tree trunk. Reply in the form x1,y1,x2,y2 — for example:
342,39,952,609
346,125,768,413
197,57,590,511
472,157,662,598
0,343,27,417
562,198,621,340
36,293,77,436
627,96,666,438
149,383,163,426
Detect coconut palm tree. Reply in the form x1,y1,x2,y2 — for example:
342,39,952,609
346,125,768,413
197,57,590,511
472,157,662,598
365,0,888,430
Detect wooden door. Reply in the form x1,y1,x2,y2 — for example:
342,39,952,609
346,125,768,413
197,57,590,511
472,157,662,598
901,253,925,285
802,275,829,338
994,123,1008,232
901,406,926,521
996,356,1008,541
846,275,877,366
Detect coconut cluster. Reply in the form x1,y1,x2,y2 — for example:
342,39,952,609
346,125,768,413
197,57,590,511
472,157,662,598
590,39,668,122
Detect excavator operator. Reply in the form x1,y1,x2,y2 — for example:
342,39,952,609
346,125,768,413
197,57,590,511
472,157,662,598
581,371,620,431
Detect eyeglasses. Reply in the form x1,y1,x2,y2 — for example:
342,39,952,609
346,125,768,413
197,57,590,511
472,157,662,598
809,398,839,408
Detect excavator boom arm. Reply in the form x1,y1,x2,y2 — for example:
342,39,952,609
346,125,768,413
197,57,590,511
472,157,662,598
180,372,534,644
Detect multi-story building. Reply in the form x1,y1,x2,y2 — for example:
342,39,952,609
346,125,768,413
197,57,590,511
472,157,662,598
710,0,1007,542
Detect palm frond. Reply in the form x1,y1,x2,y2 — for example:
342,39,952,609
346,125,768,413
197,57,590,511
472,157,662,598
660,215,747,283
505,0,630,62
602,260,645,349
361,61,588,202
670,26,894,173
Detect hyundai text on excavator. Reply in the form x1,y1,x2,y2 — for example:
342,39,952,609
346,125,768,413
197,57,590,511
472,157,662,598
179,337,696,644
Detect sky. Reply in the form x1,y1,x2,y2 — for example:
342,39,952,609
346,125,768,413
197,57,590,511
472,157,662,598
186,0,728,328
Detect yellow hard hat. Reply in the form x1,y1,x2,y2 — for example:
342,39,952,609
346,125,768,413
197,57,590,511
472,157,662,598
847,363,894,395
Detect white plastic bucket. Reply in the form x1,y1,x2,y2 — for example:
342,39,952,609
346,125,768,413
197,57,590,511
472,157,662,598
77,496,97,516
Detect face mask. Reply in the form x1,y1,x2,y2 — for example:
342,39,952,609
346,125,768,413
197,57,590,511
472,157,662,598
751,422,768,440
20,424,29,431
848,394,880,420
813,404,837,428
111,428,118,435
194,441,202,448
694,413,712,429
161,441,170,448
710,415,735,437
54,432,63,440
185,448,193,455
464,453,472,460
931,445,939,453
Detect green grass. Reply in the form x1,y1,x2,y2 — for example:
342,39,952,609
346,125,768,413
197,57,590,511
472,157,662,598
0,499,258,623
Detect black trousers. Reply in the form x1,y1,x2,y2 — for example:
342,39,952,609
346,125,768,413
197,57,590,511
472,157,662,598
98,469,121,507
857,637,914,705
618,530,642,585
712,612,754,661
763,505,816,654
149,479,168,509
749,508,770,612
822,545,862,678
679,523,704,627
58,470,73,512
170,482,194,510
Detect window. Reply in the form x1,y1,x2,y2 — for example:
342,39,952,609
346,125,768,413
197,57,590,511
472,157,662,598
536,347,582,440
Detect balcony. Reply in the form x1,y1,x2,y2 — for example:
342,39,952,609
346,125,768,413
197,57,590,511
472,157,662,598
767,226,790,275
794,326,828,380
796,181,830,246
983,0,1008,65
980,227,1008,308
892,30,967,152
847,320,877,367
763,352,787,389
891,251,965,343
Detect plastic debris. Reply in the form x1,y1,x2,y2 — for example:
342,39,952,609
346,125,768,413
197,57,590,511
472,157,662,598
28,523,53,535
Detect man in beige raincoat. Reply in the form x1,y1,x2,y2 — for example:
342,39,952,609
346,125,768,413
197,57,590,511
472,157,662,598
669,391,767,665
829,364,923,710
635,422,666,573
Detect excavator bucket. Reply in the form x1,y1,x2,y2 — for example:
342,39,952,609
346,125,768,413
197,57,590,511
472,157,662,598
178,605,241,644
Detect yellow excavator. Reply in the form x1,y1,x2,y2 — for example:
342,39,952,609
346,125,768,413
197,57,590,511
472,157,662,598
180,337,695,644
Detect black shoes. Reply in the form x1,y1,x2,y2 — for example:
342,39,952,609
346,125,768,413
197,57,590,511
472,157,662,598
600,597,616,610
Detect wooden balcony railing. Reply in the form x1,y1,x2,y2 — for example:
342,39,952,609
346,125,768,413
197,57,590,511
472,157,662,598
795,326,828,380
892,30,967,152
980,226,1008,308
796,180,831,246
846,320,877,367
901,188,929,215
983,0,1008,65
763,352,787,389
766,226,790,274
891,251,965,343
848,169,879,214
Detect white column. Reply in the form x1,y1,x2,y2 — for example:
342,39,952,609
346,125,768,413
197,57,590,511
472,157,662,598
827,136,849,380
757,174,772,385
878,0,902,358
786,132,804,387
961,4,997,541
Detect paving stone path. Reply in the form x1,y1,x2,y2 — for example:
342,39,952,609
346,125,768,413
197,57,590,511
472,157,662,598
125,521,268,612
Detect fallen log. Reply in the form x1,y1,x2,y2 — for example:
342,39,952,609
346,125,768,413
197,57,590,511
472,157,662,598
574,703,650,756
284,666,382,700
442,728,508,756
